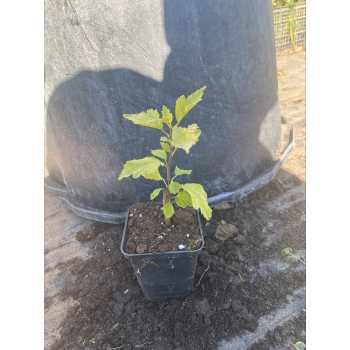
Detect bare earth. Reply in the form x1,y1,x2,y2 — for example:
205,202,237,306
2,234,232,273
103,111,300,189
44,51,306,350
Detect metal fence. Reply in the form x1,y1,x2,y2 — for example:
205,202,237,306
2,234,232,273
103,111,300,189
273,2,306,54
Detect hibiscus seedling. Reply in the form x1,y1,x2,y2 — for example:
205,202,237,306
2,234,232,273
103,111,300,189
281,247,305,265
118,86,212,225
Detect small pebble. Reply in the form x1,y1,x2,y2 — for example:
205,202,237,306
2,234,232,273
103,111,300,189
172,225,174,228
139,214,142,217
129,213,134,217
158,236,164,239
124,289,129,294
186,234,190,238
178,245,186,249
220,219,226,225
215,223,239,241
205,222,210,226
161,222,164,225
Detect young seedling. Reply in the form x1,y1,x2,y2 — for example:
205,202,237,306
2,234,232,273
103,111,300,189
281,247,305,265
187,235,202,250
118,86,212,225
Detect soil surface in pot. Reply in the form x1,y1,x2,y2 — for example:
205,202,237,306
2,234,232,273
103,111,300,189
47,175,306,350
124,202,202,254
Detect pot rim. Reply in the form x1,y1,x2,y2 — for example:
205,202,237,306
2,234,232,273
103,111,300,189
120,204,205,258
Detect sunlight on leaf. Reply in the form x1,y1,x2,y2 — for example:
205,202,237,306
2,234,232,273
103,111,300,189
175,86,206,123
160,142,170,153
174,166,192,177
150,188,163,200
118,157,164,180
151,149,167,161
142,168,164,181
181,183,212,220
172,124,201,154
161,105,173,124
123,109,163,130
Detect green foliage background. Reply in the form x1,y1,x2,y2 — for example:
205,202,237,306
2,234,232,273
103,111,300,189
272,0,304,8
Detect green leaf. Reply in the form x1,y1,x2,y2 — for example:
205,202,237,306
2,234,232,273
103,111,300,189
293,342,306,350
161,105,173,124
163,202,175,219
150,188,163,200
171,124,201,154
175,190,193,208
175,86,206,123
142,168,165,181
281,248,292,257
160,142,170,152
160,136,169,142
174,166,192,177
151,149,167,161
118,156,164,180
169,181,181,194
123,109,163,130
181,183,212,220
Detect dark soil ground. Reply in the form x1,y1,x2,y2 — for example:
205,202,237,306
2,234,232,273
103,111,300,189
46,172,306,350
45,51,306,350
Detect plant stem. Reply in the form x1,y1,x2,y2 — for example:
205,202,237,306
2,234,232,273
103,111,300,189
290,253,305,265
295,255,305,265
163,190,171,226
163,124,173,226
166,126,174,186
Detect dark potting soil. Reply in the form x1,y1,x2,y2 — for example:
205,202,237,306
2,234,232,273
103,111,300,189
47,176,306,350
124,202,202,254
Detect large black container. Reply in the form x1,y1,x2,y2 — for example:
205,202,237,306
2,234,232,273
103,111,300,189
120,207,204,302
45,0,293,223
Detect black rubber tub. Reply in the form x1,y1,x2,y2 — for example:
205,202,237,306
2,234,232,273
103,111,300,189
120,207,204,302
45,0,292,223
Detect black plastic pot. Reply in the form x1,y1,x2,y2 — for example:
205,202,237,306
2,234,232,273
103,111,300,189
120,206,204,302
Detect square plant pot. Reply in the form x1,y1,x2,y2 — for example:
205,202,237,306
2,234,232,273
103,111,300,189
120,205,204,302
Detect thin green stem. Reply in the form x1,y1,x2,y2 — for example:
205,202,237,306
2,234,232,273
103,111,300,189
163,124,174,226
166,127,174,188
161,130,170,138
288,253,305,265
